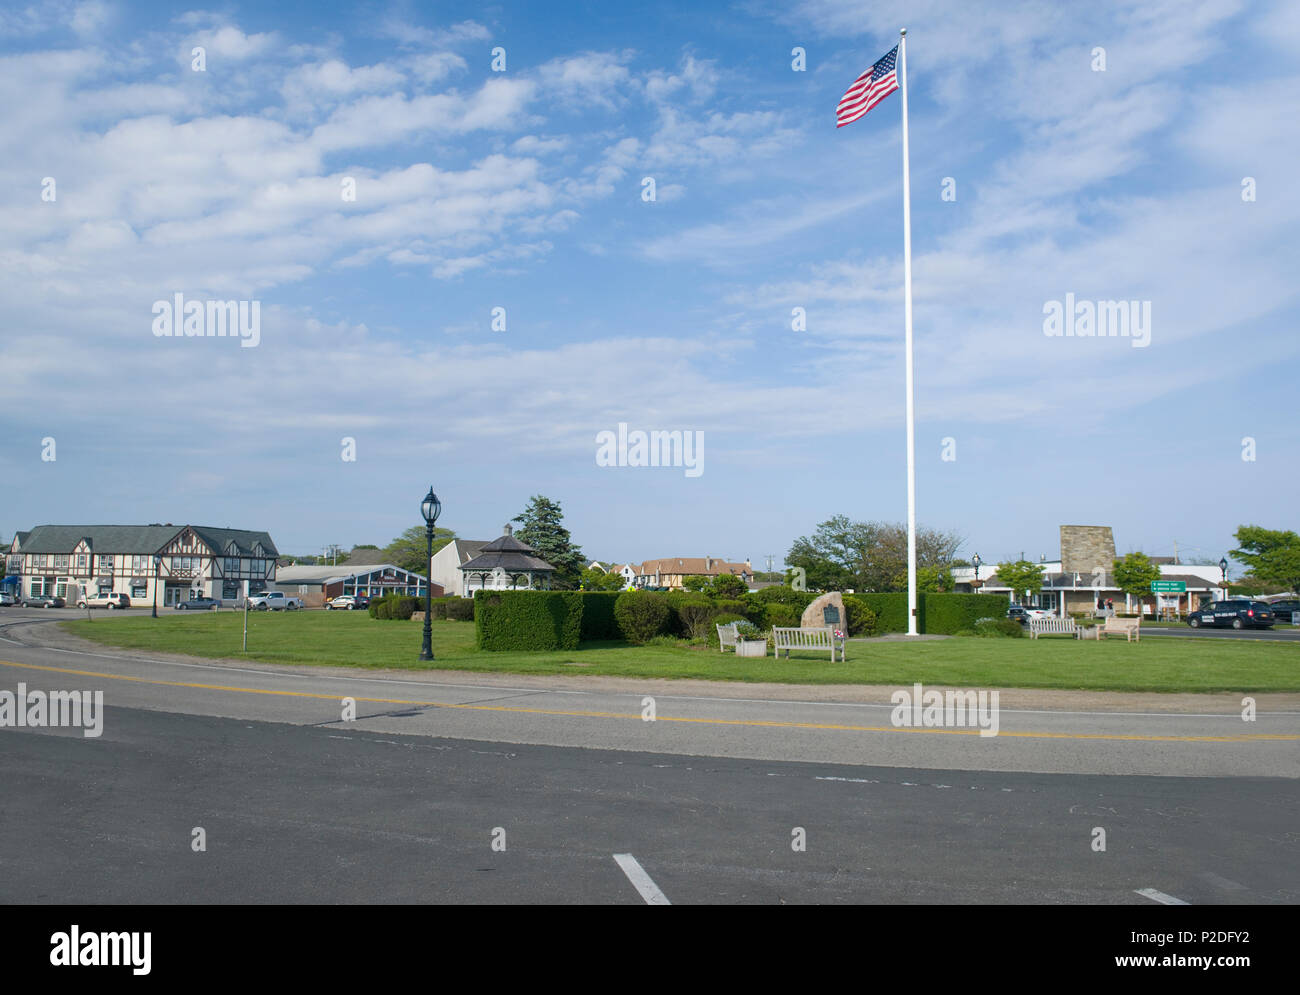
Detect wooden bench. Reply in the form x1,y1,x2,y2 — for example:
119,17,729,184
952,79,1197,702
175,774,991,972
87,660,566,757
772,626,845,662
716,621,740,653
1101,617,1141,642
1028,617,1077,639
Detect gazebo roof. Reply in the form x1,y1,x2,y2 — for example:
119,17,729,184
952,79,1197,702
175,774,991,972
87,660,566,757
459,524,555,574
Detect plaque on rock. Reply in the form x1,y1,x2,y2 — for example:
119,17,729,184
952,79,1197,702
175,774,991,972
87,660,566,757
823,606,840,625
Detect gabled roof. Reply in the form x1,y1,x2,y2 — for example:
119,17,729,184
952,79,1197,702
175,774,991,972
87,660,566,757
639,557,751,576
451,540,488,564
14,524,278,556
275,563,427,584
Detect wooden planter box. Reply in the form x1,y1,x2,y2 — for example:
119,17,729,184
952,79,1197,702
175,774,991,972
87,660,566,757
735,638,768,658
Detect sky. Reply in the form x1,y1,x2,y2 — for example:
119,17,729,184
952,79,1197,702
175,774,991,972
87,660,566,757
1,0,1297,572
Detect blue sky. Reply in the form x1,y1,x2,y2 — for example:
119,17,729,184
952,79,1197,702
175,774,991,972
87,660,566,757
1,0,1297,570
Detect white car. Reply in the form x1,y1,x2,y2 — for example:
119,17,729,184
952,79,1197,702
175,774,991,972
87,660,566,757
245,591,303,611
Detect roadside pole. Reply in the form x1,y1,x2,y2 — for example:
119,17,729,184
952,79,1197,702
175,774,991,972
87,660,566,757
243,598,248,652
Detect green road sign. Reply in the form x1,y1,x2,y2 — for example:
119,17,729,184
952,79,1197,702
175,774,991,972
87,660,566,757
1150,581,1186,593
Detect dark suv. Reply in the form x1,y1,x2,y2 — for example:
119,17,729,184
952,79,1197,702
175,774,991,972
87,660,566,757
1187,600,1275,630
1266,600,1299,624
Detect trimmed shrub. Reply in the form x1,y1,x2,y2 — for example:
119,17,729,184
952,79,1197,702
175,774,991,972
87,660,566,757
923,593,1010,635
752,585,816,608
739,593,768,626
763,603,802,630
844,600,877,637
614,590,672,644
372,599,392,619
445,598,474,622
974,617,1024,638
671,595,717,640
714,599,748,619
579,591,621,641
389,597,416,621
848,593,910,634
474,591,583,651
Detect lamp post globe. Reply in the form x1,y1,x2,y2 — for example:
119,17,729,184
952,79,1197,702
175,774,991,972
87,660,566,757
1219,557,1229,592
419,487,441,661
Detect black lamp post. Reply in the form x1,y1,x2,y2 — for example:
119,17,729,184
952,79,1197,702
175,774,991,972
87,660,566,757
1219,557,1229,595
972,552,981,583
151,555,161,618
419,486,442,661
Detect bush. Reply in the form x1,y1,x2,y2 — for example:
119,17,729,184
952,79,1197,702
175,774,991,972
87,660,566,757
844,600,877,637
614,590,672,644
669,594,716,640
474,591,583,651
372,599,392,619
923,593,1010,635
974,618,1024,638
848,593,909,633
578,591,621,641
709,574,748,600
388,597,416,621
735,620,762,639
753,586,816,608
445,598,474,621
714,599,749,619
763,603,802,630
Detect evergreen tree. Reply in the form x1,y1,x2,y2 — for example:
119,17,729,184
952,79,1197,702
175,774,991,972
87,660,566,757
513,495,585,588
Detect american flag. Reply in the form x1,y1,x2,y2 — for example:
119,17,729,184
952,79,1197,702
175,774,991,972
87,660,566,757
836,45,899,128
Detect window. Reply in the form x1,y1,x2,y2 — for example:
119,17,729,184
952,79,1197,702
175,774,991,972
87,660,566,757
75,554,88,574
31,554,48,569
30,578,46,597
224,557,240,576
55,580,68,598
98,554,114,573
54,554,69,571
132,584,147,599
132,556,149,573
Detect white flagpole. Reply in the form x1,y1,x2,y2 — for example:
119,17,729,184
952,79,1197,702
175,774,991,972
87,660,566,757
899,27,918,636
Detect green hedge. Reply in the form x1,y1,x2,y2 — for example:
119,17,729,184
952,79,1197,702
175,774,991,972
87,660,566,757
848,593,911,633
369,595,421,620
763,603,802,629
922,593,1009,634
614,590,672,644
474,591,583,651
579,592,621,641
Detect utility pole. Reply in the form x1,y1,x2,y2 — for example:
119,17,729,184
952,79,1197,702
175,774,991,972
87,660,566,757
1172,539,1179,564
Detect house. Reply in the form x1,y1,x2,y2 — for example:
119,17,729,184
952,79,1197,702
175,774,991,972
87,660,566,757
5,524,278,607
271,563,435,608
634,556,752,590
589,561,637,588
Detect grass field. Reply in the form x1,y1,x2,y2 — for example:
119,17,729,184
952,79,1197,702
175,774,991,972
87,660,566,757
60,611,1300,692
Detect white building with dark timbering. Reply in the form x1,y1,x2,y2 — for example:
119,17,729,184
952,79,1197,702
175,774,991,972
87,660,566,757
4,524,279,607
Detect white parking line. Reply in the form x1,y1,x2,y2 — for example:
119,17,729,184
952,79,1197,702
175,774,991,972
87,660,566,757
613,854,671,905
1135,887,1190,905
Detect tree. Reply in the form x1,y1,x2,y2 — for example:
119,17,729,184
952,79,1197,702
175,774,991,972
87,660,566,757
1230,526,1300,594
786,515,963,592
1112,552,1161,609
682,575,710,592
513,495,585,589
383,526,456,575
580,566,623,591
994,560,1044,603
709,574,748,599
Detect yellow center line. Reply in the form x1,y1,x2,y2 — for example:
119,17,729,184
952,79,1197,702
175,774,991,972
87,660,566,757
1,659,1296,743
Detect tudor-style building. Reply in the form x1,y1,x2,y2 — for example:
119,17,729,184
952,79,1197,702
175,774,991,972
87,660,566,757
4,524,279,607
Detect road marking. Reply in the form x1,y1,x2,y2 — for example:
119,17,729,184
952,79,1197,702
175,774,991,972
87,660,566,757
1135,888,1190,905
1,659,1297,743
613,854,670,905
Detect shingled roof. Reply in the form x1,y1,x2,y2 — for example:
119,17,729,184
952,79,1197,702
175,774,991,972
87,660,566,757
459,525,555,575
15,525,278,557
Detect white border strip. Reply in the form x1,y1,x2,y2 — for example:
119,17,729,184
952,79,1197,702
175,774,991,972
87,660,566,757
613,854,671,905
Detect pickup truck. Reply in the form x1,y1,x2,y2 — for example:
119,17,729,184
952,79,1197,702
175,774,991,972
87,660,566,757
245,591,303,611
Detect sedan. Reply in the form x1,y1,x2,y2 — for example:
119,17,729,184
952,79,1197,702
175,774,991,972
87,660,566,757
22,595,66,608
0,592,19,607
176,597,223,610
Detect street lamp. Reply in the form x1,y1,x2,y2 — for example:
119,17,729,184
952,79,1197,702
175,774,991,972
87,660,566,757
419,486,442,661
1219,557,1229,596
972,552,981,582
151,555,161,618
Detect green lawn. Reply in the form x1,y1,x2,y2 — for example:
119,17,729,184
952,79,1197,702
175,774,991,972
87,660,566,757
59,612,1300,692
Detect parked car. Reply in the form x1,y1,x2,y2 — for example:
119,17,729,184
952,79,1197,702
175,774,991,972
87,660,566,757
1265,600,1300,623
326,595,368,610
1187,600,1275,630
175,597,222,610
22,595,66,608
0,592,19,607
246,591,303,611
1007,605,1052,625
76,592,130,610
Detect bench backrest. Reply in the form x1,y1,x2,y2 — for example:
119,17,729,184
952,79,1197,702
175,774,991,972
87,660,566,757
772,626,834,648
1103,617,1140,631
716,622,740,646
1029,617,1075,632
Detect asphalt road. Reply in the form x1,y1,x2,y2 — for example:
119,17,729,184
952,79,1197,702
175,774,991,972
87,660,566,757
1,614,1297,904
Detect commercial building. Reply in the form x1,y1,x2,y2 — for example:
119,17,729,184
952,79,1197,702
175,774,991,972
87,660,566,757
4,524,279,607
271,563,436,608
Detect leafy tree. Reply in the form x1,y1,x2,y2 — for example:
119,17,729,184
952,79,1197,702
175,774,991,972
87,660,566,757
916,565,953,593
1230,526,1300,594
383,526,456,575
708,574,748,599
353,544,379,550
1112,552,1161,607
513,495,585,589
995,560,1045,603
682,575,710,592
580,567,624,591
786,515,963,592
